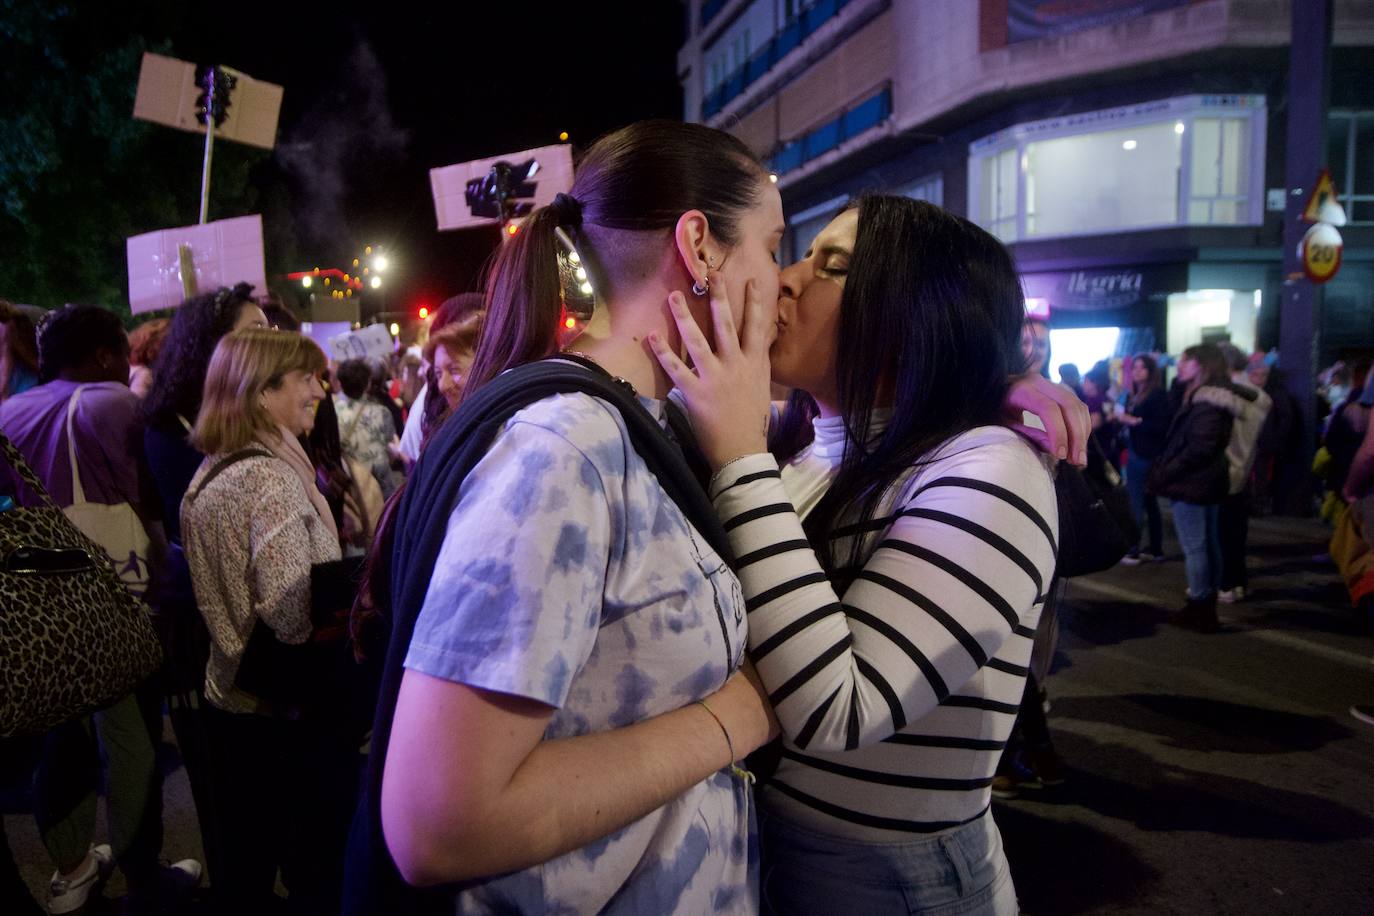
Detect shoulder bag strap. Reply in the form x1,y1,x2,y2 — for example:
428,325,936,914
65,386,88,507
342,400,365,444
186,448,273,505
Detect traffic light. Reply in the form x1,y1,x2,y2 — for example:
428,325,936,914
194,65,237,128
418,306,430,320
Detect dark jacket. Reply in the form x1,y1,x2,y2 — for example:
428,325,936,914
1150,383,1245,504
1125,387,1172,460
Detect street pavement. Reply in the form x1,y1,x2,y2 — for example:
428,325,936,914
4,513,1372,914
998,513,1374,915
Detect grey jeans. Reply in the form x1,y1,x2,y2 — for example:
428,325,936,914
33,684,163,879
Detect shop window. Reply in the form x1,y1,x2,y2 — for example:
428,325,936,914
894,173,943,207
1329,112,1374,224
969,95,1266,242
977,148,1019,241
1187,118,1251,225
1025,121,1180,238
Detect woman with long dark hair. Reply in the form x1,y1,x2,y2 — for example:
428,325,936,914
653,197,1070,914
1150,343,1243,632
1115,353,1173,563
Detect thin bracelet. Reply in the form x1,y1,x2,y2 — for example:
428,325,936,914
708,454,759,492
696,698,755,784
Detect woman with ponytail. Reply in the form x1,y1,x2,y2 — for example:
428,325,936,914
348,121,783,914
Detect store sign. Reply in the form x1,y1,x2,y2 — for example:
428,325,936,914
1021,264,1186,314
1008,0,1190,43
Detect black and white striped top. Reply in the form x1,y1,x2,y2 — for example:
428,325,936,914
711,420,1058,840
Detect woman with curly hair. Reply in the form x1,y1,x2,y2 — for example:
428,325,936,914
142,283,267,541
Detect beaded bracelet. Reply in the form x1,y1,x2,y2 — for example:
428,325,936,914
696,698,756,784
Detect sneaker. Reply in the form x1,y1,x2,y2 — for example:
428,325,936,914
124,859,203,916
1119,552,1143,566
1029,748,1068,787
47,844,114,915
990,774,1021,799
1352,705,1374,726
1218,587,1246,604
991,753,1043,800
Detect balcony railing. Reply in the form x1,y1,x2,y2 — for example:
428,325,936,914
702,0,852,119
767,86,891,177
701,0,731,29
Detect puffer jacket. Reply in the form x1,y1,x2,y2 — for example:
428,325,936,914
1149,383,1246,504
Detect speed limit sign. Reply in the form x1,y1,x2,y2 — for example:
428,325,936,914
1300,222,1343,285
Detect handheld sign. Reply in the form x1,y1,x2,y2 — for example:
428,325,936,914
327,323,394,363
126,215,266,314
430,144,574,231
133,52,283,151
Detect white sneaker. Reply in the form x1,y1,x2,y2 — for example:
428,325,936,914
1218,587,1246,604
46,844,114,915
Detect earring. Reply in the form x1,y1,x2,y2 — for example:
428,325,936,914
691,277,709,296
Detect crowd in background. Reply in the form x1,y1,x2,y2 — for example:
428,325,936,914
2,258,1371,913
0,290,483,915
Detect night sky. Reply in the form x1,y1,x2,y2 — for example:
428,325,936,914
159,1,687,314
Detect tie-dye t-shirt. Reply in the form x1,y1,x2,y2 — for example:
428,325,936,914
405,390,756,915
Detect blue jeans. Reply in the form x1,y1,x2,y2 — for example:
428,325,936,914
760,809,1017,915
1125,451,1162,556
1171,501,1221,599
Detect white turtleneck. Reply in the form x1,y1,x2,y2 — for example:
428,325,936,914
779,410,890,519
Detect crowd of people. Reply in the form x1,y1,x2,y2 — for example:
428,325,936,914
0,115,1356,915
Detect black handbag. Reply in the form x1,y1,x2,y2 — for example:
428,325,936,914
234,555,373,718
0,430,163,737
1054,440,1140,578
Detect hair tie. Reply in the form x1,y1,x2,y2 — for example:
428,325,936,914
550,192,583,229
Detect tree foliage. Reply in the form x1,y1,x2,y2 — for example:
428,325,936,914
0,1,266,320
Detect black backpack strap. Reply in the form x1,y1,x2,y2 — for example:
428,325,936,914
186,448,273,504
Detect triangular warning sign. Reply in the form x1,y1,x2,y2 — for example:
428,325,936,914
1303,168,1339,222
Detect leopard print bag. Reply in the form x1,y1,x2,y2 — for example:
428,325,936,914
0,429,163,737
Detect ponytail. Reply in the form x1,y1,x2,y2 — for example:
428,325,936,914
462,206,564,399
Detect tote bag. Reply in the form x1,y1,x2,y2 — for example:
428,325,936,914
61,386,153,601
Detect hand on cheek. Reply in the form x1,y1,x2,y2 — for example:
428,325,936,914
648,274,774,471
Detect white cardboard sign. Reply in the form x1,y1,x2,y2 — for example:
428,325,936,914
327,323,394,363
126,215,266,314
430,143,574,231
133,52,283,150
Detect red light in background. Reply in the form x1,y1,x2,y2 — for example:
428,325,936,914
506,224,519,236
564,317,576,329
418,306,430,319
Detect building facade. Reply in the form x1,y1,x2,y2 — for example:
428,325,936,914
678,0,1374,373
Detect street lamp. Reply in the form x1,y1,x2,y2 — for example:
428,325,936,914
373,254,389,272
301,275,312,288
370,276,382,289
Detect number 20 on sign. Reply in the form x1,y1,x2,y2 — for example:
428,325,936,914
1299,222,1343,285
